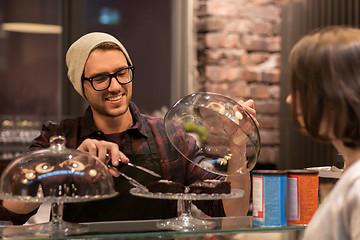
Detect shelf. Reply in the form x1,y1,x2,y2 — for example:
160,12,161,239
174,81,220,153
0,217,306,239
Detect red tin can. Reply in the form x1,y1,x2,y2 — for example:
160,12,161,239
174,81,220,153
286,170,319,226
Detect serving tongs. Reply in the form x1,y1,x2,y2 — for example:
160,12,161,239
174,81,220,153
107,165,149,192
106,153,161,178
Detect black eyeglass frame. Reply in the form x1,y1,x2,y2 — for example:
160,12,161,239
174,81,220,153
82,66,135,91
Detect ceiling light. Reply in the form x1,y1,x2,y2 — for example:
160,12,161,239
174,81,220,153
1,22,62,34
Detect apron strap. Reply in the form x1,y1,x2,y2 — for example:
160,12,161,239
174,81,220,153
126,117,160,160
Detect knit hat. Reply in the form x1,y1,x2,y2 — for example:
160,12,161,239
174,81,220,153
66,32,132,99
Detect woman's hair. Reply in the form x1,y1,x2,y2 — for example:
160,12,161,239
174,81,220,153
289,26,360,148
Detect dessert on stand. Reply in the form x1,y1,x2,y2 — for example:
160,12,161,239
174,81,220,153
130,92,261,232
0,136,117,238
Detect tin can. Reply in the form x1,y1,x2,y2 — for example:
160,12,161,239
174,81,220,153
252,170,287,227
286,170,319,226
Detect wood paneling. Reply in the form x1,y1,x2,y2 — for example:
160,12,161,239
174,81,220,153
279,0,360,169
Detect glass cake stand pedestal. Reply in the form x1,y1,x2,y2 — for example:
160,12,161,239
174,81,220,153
130,188,244,232
0,193,117,239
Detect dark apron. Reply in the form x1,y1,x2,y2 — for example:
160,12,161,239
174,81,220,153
62,121,177,222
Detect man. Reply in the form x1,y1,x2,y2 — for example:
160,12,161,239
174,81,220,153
1,32,255,224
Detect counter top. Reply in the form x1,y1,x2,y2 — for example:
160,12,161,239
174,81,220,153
0,216,305,239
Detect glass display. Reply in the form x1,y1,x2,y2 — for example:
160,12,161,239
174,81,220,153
0,136,117,238
164,92,260,176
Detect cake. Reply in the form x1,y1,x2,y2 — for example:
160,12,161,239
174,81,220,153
146,179,231,195
188,179,231,194
146,180,185,194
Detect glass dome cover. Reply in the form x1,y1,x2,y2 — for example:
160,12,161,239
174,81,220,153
164,92,260,176
0,136,117,237
0,135,117,203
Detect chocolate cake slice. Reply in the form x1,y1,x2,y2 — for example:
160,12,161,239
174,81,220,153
146,180,185,194
188,179,231,194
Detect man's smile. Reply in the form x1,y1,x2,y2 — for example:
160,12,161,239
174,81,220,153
106,94,123,101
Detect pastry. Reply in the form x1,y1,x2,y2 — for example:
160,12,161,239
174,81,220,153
146,180,185,194
189,179,231,194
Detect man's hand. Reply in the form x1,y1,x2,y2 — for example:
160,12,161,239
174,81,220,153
238,99,258,126
77,139,129,177
222,99,258,147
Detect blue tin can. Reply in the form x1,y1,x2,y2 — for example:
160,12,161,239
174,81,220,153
252,170,287,227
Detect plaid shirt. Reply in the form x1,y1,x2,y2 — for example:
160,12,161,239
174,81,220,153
2,102,224,224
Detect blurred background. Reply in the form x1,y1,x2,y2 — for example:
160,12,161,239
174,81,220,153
0,0,356,225
0,0,355,178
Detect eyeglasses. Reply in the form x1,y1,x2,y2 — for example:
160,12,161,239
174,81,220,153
82,66,134,91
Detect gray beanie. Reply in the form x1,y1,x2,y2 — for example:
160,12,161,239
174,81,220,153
66,32,132,99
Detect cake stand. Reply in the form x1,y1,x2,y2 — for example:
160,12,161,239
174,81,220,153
130,187,244,232
1,193,117,238
0,136,118,238
151,92,258,231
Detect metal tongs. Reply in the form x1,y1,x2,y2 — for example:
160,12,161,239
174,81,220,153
105,153,161,177
107,165,149,192
106,153,160,192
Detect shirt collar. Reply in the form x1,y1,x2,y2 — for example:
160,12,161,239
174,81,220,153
79,102,148,140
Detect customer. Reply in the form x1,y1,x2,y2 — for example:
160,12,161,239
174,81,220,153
287,26,360,239
1,32,255,224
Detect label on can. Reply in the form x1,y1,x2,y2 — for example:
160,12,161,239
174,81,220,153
287,170,319,226
252,170,287,227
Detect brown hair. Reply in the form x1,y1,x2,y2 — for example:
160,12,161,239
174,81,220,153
93,41,122,51
92,42,131,66
289,26,360,148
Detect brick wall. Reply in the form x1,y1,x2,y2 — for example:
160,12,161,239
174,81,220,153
194,0,287,167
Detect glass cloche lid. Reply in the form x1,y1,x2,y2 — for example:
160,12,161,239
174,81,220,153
0,135,117,203
164,92,260,176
